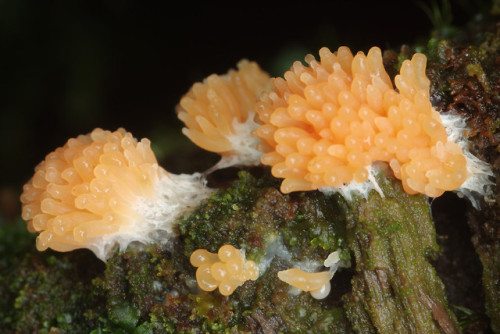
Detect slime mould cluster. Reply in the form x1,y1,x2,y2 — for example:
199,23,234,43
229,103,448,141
3,10,500,334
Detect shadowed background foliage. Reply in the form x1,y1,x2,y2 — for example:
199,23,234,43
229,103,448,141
0,0,490,220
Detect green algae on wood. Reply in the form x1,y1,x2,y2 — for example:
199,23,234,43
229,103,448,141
342,169,459,333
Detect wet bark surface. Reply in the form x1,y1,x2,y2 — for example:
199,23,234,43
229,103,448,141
342,171,459,333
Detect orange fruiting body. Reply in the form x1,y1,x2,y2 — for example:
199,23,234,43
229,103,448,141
277,249,344,300
177,60,272,169
20,128,212,261
277,268,333,300
256,46,469,197
190,244,259,296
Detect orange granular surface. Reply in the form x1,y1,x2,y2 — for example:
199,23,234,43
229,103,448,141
256,46,468,197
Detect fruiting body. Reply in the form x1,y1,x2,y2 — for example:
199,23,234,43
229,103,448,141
20,128,212,261
278,268,333,300
256,46,470,198
277,249,345,299
177,60,272,169
190,244,259,296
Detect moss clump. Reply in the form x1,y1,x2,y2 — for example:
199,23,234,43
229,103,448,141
0,219,103,333
90,242,208,333
178,169,351,332
0,230,103,333
179,170,279,256
181,170,345,264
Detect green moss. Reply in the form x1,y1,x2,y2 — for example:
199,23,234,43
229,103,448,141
179,171,275,256
0,249,103,333
0,168,454,333
108,301,141,330
0,169,345,333
177,170,352,332
90,244,196,332
0,220,101,332
180,170,345,266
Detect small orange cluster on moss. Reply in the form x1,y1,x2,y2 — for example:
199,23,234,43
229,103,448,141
255,46,468,197
190,245,259,296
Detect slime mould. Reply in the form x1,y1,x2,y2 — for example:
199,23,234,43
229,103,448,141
20,128,213,261
10,12,500,333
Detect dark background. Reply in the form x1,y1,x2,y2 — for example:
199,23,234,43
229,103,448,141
0,0,490,219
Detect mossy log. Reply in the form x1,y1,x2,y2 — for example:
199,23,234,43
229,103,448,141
0,169,461,333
